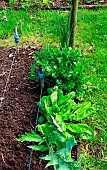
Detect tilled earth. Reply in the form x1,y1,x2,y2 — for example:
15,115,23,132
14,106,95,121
0,47,53,170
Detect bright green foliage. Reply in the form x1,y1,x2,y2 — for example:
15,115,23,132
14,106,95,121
40,88,94,139
17,130,45,143
17,88,94,169
54,11,71,47
29,46,86,95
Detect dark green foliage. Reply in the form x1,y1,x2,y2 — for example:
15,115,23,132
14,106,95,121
29,46,86,95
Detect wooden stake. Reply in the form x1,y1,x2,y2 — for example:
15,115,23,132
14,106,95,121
15,27,18,35
69,0,78,48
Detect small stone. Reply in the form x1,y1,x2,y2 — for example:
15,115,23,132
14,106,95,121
0,97,5,101
28,52,34,56
3,16,8,21
9,53,14,58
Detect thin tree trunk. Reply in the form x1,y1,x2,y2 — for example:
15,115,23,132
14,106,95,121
69,0,78,48
17,0,21,5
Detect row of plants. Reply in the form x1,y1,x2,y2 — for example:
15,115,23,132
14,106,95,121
17,88,95,169
28,46,86,96
17,45,95,169
1,5,106,169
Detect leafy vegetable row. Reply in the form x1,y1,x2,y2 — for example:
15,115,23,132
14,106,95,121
17,88,94,169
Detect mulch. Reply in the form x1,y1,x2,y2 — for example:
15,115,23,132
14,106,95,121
0,46,53,170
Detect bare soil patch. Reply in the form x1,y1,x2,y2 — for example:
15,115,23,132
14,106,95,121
0,47,53,170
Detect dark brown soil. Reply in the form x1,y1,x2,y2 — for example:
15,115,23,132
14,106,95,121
0,47,53,170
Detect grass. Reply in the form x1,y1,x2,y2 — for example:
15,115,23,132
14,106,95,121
0,7,107,169
76,8,107,169
0,8,66,47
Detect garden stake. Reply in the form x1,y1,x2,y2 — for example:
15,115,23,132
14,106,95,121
0,29,20,108
14,27,20,53
38,65,44,90
27,79,43,170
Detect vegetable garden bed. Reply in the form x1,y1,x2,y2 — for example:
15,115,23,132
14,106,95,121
0,46,54,170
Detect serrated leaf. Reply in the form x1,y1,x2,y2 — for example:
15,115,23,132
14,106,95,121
50,90,58,105
17,131,44,143
40,155,52,161
28,144,48,151
45,154,59,168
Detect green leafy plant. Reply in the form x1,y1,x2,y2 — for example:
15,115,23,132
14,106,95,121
17,88,94,169
28,46,86,95
17,130,81,170
39,88,94,140
54,11,71,47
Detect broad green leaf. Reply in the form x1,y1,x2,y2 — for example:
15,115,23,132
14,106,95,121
51,105,60,113
28,144,48,151
66,138,77,151
37,123,49,136
55,114,63,123
80,132,94,140
17,131,44,143
51,115,63,133
57,89,63,101
41,95,51,108
38,123,55,138
38,116,44,124
58,92,75,106
55,114,66,132
60,99,75,113
63,132,72,139
50,90,58,105
66,123,94,139
53,131,67,146
70,102,93,121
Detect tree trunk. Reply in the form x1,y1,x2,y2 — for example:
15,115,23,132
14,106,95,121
17,0,21,5
69,0,78,48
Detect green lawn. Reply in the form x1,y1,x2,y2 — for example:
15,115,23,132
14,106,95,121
0,7,107,169
77,8,107,170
